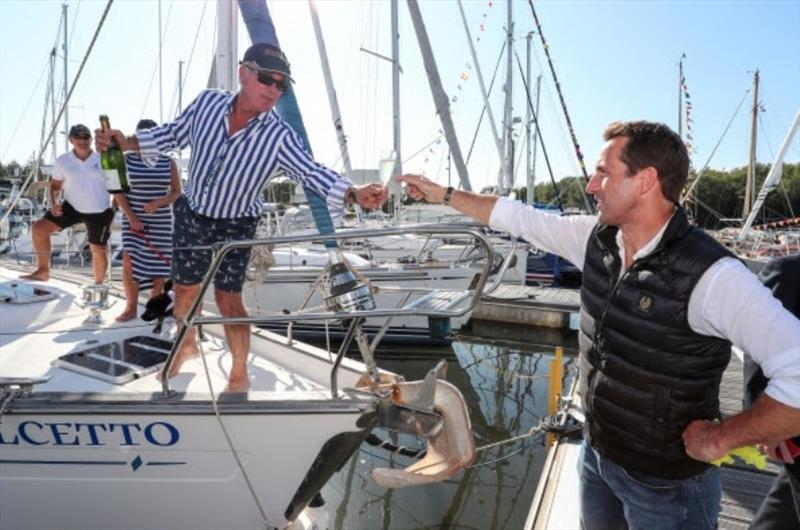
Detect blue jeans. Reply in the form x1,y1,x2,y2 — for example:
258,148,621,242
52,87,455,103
578,440,720,530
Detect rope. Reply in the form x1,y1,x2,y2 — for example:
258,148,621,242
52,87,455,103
130,228,172,267
195,339,272,529
1,0,115,226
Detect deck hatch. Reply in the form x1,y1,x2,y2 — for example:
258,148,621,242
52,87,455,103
0,281,57,304
52,336,173,384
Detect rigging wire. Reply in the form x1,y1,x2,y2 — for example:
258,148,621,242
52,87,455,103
195,339,272,528
1,0,115,227
757,113,777,161
138,0,175,120
513,51,563,211
0,62,49,161
682,88,751,202
526,0,594,213
66,1,82,54
465,41,507,165
171,0,210,119
403,134,444,165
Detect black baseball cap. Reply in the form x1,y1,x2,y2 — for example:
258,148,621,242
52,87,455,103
241,43,294,82
69,124,91,137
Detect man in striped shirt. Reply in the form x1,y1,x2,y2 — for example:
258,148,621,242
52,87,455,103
96,43,387,392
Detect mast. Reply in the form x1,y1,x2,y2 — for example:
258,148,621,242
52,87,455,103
532,74,541,202
158,0,164,122
501,0,514,193
743,69,759,219
308,0,354,181
739,110,800,240
406,0,471,191
212,0,238,91
178,60,184,115
678,54,684,138
49,47,58,162
525,32,532,204
390,0,403,216
62,3,69,152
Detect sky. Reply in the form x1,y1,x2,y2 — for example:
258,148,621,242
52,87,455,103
1,0,799,193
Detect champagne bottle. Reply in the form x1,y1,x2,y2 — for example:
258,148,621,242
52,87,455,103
98,114,129,193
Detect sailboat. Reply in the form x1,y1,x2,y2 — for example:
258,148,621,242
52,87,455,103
0,2,492,529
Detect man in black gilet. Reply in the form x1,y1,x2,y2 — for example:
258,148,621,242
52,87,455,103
397,121,800,529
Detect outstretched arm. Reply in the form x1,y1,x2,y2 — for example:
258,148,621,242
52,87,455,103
396,174,498,225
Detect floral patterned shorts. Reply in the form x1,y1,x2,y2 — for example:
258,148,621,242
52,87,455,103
172,196,258,293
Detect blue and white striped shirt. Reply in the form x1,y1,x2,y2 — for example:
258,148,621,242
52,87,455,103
138,89,352,219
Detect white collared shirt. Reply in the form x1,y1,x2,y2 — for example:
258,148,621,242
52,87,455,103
52,150,109,213
489,197,800,408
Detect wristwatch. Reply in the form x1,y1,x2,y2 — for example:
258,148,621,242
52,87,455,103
442,186,454,206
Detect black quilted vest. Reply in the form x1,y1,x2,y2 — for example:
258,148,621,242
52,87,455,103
578,207,735,479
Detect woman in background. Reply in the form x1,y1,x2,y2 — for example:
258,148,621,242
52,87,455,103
115,118,181,322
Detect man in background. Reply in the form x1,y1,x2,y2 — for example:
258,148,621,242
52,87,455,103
22,124,113,285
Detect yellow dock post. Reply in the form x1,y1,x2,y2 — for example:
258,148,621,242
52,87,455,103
547,346,564,447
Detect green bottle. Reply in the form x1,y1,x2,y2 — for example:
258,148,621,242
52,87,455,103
99,114,129,193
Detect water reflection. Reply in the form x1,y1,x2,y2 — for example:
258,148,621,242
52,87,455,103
322,332,578,529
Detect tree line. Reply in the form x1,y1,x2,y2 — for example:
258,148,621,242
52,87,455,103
3,159,798,229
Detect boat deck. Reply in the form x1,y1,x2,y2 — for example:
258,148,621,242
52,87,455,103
0,265,366,400
527,355,779,529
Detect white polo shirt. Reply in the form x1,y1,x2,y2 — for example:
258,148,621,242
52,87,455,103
53,150,110,213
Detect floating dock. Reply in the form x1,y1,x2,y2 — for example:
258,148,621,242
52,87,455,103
471,285,580,330
527,355,780,529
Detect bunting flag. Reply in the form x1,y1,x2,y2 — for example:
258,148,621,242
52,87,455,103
421,1,495,177
528,0,593,207
681,70,696,154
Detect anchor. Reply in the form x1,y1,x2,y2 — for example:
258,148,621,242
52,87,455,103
369,360,476,488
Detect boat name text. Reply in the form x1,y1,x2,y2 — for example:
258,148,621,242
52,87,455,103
0,421,180,447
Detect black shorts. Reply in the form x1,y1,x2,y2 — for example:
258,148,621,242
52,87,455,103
44,200,114,245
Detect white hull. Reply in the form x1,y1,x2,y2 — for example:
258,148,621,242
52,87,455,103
0,265,376,529
1,409,362,530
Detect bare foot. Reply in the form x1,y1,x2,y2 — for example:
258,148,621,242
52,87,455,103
115,308,138,322
224,371,250,393
160,344,200,380
20,269,49,281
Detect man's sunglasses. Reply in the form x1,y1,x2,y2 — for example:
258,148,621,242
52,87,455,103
72,134,91,140
245,65,288,92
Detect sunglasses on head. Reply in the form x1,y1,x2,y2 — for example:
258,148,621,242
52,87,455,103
245,64,288,92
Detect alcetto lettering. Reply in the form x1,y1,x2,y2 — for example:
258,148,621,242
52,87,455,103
108,423,142,446
49,423,80,446
74,423,108,446
0,421,180,447
19,421,48,445
143,422,179,446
